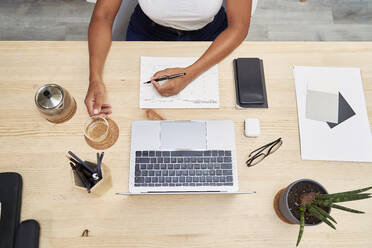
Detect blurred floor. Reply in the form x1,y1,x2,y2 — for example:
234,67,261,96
0,0,372,41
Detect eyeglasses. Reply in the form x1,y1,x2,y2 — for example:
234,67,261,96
246,138,282,167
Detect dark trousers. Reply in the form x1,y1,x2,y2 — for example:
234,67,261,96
126,5,228,41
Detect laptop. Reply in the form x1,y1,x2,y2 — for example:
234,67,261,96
125,120,240,194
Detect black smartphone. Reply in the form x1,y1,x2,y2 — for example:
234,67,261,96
233,58,268,108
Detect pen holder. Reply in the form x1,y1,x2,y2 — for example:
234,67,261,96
71,161,112,196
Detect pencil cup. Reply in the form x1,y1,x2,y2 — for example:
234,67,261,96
71,161,112,196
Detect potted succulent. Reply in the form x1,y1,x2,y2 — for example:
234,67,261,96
274,179,372,246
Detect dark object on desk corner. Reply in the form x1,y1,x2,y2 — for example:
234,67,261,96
81,229,89,237
246,138,282,167
274,179,372,247
15,220,40,248
0,172,40,248
233,58,268,108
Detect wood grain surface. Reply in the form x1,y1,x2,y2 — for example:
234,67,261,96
0,41,371,248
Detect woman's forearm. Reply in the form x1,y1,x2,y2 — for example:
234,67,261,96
88,16,113,83
187,24,249,78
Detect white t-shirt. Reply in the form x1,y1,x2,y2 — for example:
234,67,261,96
138,0,224,31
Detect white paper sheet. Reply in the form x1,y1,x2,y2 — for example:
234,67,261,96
140,56,219,108
293,66,372,162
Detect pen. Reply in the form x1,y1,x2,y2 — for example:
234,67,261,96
68,151,95,174
143,72,186,84
97,152,104,178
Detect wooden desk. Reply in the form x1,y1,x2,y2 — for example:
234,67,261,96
0,42,371,248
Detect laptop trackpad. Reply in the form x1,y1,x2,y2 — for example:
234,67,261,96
160,121,206,150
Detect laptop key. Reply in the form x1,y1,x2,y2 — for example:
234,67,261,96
176,183,182,186
156,151,161,157
152,177,158,183
184,157,190,162
136,158,149,163
194,164,200,169
161,164,166,169
181,164,187,169
159,177,165,183
169,183,175,187
179,177,185,182
174,164,180,169
206,176,212,182
157,157,163,163
187,164,193,169
223,170,233,176
221,163,232,169
200,176,205,182
162,170,168,176
212,150,218,156
176,170,182,176
177,158,183,163
135,164,140,170
216,170,222,176
135,170,141,176
226,176,233,182
224,157,232,162
182,170,188,176
142,170,148,176
168,164,174,169
166,177,172,183
218,151,224,156
143,151,149,156
155,184,161,187
201,164,207,169
162,151,170,156
135,184,140,187
151,158,156,163
217,157,223,162
148,183,154,187
208,164,213,169
149,171,154,177
197,158,203,163
149,151,155,157
135,177,144,183
140,164,146,169
209,170,215,176
189,170,195,176
154,164,160,170
145,177,151,183
224,183,233,186
211,157,217,162
136,151,142,157
196,170,202,176
213,176,219,182
186,177,192,182
214,164,220,169
171,158,176,163
190,183,196,186
191,157,197,163
169,170,175,176
203,170,209,176
193,177,199,182
225,151,232,156
204,150,211,156
147,164,153,170
164,157,170,163
220,176,225,182
172,177,178,183
156,171,161,176
183,183,189,186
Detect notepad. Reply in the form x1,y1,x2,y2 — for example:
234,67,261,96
140,56,219,108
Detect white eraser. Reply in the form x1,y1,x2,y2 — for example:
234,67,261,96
245,118,260,137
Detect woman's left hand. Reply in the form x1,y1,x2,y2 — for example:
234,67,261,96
151,67,195,97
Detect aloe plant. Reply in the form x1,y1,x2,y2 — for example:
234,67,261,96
296,186,372,246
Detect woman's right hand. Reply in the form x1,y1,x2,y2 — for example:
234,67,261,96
84,79,112,117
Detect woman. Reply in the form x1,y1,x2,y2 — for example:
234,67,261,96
85,0,252,116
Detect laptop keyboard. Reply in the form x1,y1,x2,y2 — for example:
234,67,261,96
134,150,233,187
